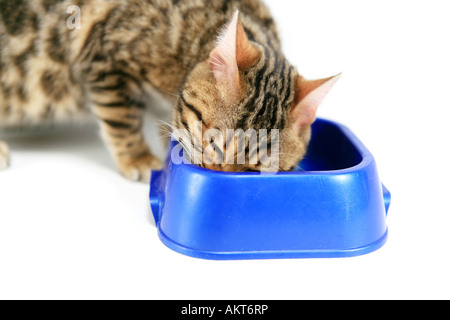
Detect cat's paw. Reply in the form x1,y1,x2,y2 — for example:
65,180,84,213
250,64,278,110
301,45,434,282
117,153,162,183
0,141,10,170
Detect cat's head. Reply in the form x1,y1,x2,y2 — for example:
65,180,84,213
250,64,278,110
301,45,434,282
173,11,340,172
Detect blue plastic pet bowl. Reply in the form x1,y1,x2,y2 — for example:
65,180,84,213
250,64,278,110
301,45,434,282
150,118,390,260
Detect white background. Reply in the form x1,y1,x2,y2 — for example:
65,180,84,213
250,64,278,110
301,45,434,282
1,0,449,300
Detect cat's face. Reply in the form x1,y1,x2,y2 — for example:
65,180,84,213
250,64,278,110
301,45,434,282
173,11,339,173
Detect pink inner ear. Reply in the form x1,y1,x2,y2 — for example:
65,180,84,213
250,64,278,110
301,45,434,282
293,74,341,128
209,11,241,97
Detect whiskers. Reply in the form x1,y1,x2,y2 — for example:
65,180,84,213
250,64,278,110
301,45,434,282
156,120,195,161
157,120,176,139
159,89,180,99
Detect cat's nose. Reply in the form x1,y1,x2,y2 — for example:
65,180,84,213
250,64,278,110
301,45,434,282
204,163,239,172
204,164,223,171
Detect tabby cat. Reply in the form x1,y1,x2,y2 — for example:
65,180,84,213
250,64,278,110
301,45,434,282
0,0,339,182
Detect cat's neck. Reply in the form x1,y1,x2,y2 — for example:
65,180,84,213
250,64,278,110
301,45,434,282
131,1,281,96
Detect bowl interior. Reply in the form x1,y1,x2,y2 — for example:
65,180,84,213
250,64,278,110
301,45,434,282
298,120,363,172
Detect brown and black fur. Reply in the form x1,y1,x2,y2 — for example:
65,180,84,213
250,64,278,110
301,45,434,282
0,0,338,181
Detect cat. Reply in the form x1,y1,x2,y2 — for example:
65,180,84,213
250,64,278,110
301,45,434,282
0,0,339,182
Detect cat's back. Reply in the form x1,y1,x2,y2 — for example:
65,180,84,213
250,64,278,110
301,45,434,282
0,0,279,127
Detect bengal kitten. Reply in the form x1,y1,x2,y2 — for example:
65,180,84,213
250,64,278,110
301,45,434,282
0,0,339,182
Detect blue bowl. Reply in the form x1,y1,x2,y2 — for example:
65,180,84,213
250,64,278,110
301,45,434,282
150,119,390,260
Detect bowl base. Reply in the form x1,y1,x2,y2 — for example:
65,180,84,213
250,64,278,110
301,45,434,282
158,228,388,260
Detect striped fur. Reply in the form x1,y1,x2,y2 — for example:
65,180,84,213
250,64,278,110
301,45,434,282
0,0,336,181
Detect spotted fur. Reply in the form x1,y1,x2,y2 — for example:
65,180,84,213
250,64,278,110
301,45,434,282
0,0,338,181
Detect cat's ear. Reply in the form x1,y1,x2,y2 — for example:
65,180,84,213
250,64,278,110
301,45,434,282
291,74,341,129
210,10,261,98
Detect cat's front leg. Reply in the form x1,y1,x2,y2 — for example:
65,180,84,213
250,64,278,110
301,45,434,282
88,74,162,182
0,141,10,170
